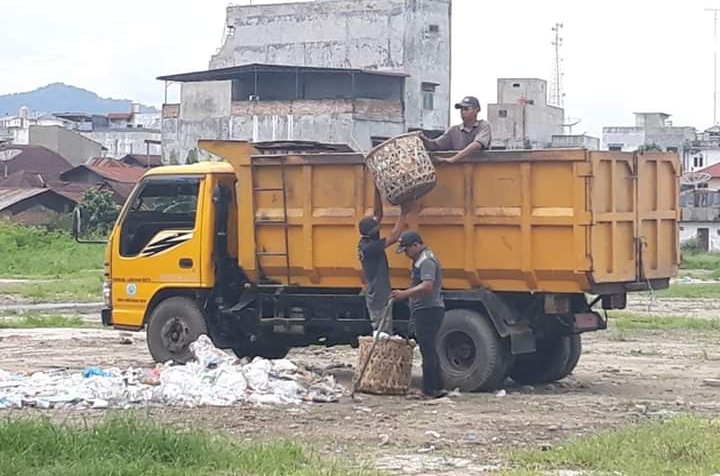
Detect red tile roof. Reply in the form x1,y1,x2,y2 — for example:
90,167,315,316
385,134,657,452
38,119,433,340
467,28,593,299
60,163,146,184
699,162,720,178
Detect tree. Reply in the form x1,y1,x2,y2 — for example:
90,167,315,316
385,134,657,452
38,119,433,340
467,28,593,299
185,148,199,164
79,188,119,236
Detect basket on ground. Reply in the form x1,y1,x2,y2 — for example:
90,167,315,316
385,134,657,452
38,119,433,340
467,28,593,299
365,132,437,205
354,336,415,395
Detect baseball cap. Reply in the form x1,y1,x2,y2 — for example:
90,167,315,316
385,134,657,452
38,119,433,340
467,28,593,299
358,216,380,236
396,230,423,253
454,96,481,110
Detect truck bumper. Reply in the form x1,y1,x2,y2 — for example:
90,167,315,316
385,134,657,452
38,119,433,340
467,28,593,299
101,308,112,326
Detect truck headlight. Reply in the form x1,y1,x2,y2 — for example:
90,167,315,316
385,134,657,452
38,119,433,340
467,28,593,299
103,280,111,308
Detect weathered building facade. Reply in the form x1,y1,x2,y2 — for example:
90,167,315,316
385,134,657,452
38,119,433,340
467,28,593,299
602,113,696,152
487,78,565,149
159,0,451,163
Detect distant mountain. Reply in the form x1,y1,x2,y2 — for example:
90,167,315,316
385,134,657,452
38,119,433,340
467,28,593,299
0,83,159,117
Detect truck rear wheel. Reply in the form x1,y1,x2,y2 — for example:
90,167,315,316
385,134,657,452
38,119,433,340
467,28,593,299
436,308,511,392
146,296,208,364
509,334,581,385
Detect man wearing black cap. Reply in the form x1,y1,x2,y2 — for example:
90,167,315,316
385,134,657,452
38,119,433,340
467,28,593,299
357,188,408,334
421,95,492,163
390,230,447,398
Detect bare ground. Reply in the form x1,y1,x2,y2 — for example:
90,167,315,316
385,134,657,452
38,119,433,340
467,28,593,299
2,300,720,475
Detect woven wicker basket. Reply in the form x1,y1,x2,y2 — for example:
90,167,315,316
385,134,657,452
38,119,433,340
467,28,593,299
365,132,437,205
354,336,415,395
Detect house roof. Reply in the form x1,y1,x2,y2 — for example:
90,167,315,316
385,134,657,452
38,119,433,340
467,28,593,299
60,162,146,183
0,170,49,188
0,187,74,212
699,162,720,178
157,62,409,83
107,113,133,121
0,145,73,181
121,154,164,168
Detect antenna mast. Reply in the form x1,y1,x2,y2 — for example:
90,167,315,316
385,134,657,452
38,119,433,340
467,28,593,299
550,22,564,107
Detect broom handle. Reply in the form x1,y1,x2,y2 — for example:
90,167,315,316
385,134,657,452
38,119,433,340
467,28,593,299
352,299,393,397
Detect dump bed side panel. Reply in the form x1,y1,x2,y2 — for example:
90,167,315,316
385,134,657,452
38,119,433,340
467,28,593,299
636,152,680,280
202,141,678,293
588,152,638,283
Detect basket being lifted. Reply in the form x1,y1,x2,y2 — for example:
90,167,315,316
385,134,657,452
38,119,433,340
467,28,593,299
365,131,437,205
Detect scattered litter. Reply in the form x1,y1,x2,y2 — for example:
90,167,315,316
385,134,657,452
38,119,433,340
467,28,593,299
0,334,345,410
378,433,390,446
425,430,441,439
495,389,507,397
703,378,720,388
448,388,462,398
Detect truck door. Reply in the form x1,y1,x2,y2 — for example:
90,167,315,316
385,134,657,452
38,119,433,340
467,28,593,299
110,176,205,327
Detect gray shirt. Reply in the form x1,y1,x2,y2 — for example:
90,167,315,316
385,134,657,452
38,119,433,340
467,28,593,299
358,237,391,310
425,120,492,151
409,248,444,312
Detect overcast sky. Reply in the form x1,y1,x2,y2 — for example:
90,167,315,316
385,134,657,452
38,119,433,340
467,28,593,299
0,0,716,137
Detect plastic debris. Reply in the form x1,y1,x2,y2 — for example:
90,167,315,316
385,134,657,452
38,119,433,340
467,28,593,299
0,335,345,410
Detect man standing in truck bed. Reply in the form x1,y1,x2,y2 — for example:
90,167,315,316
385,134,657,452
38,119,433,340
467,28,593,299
391,230,447,399
421,95,492,163
357,188,408,334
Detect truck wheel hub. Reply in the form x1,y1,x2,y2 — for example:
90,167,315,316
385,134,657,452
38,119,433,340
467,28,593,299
161,317,190,353
445,331,476,370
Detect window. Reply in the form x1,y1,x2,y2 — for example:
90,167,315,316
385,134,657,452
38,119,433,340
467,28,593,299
512,83,521,88
421,82,436,111
428,24,439,33
609,145,622,151
693,155,705,169
498,109,508,118
119,177,200,257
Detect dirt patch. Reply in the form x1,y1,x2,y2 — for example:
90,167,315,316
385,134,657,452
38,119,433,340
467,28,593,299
2,321,720,474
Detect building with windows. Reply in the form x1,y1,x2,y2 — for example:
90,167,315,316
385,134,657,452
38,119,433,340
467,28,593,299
158,0,451,163
602,112,696,152
487,78,565,149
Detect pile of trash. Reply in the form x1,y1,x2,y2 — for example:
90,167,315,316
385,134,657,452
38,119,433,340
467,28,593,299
0,335,345,410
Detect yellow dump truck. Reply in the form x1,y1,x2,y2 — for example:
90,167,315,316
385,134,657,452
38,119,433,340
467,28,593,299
78,140,680,391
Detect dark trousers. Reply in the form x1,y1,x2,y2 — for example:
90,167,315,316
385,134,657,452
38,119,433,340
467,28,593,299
413,307,445,395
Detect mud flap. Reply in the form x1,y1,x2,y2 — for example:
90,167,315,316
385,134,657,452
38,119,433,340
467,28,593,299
573,311,606,333
509,325,536,355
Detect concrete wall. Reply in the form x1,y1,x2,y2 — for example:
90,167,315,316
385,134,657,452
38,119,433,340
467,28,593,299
28,125,103,165
497,79,548,106
551,134,600,150
635,113,669,128
488,103,564,149
83,130,161,159
210,0,450,131
603,126,696,151
680,221,720,252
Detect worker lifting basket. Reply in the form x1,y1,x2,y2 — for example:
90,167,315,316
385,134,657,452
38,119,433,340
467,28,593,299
365,131,437,205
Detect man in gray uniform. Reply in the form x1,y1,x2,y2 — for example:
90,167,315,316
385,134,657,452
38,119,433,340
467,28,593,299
421,95,492,163
357,189,408,334
391,230,447,398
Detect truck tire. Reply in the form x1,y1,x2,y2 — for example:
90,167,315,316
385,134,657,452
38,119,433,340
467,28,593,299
509,335,576,385
436,308,511,392
557,334,582,379
146,296,208,364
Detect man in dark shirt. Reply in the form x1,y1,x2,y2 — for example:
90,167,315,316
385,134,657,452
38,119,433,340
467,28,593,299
391,230,447,399
357,188,408,334
421,95,492,163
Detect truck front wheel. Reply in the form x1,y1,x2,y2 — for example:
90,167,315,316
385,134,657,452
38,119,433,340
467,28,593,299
436,308,511,392
509,334,581,385
146,296,208,364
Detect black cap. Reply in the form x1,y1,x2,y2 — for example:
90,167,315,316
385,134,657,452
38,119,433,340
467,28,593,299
454,96,481,110
358,216,380,236
396,230,423,253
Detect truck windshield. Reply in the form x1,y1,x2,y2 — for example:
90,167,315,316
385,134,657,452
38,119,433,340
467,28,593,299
119,177,201,257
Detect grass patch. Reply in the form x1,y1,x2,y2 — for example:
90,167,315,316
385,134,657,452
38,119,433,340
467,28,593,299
0,416,380,476
610,312,720,331
0,271,102,302
0,222,104,277
502,416,720,476
0,313,86,329
681,252,720,270
647,282,720,299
